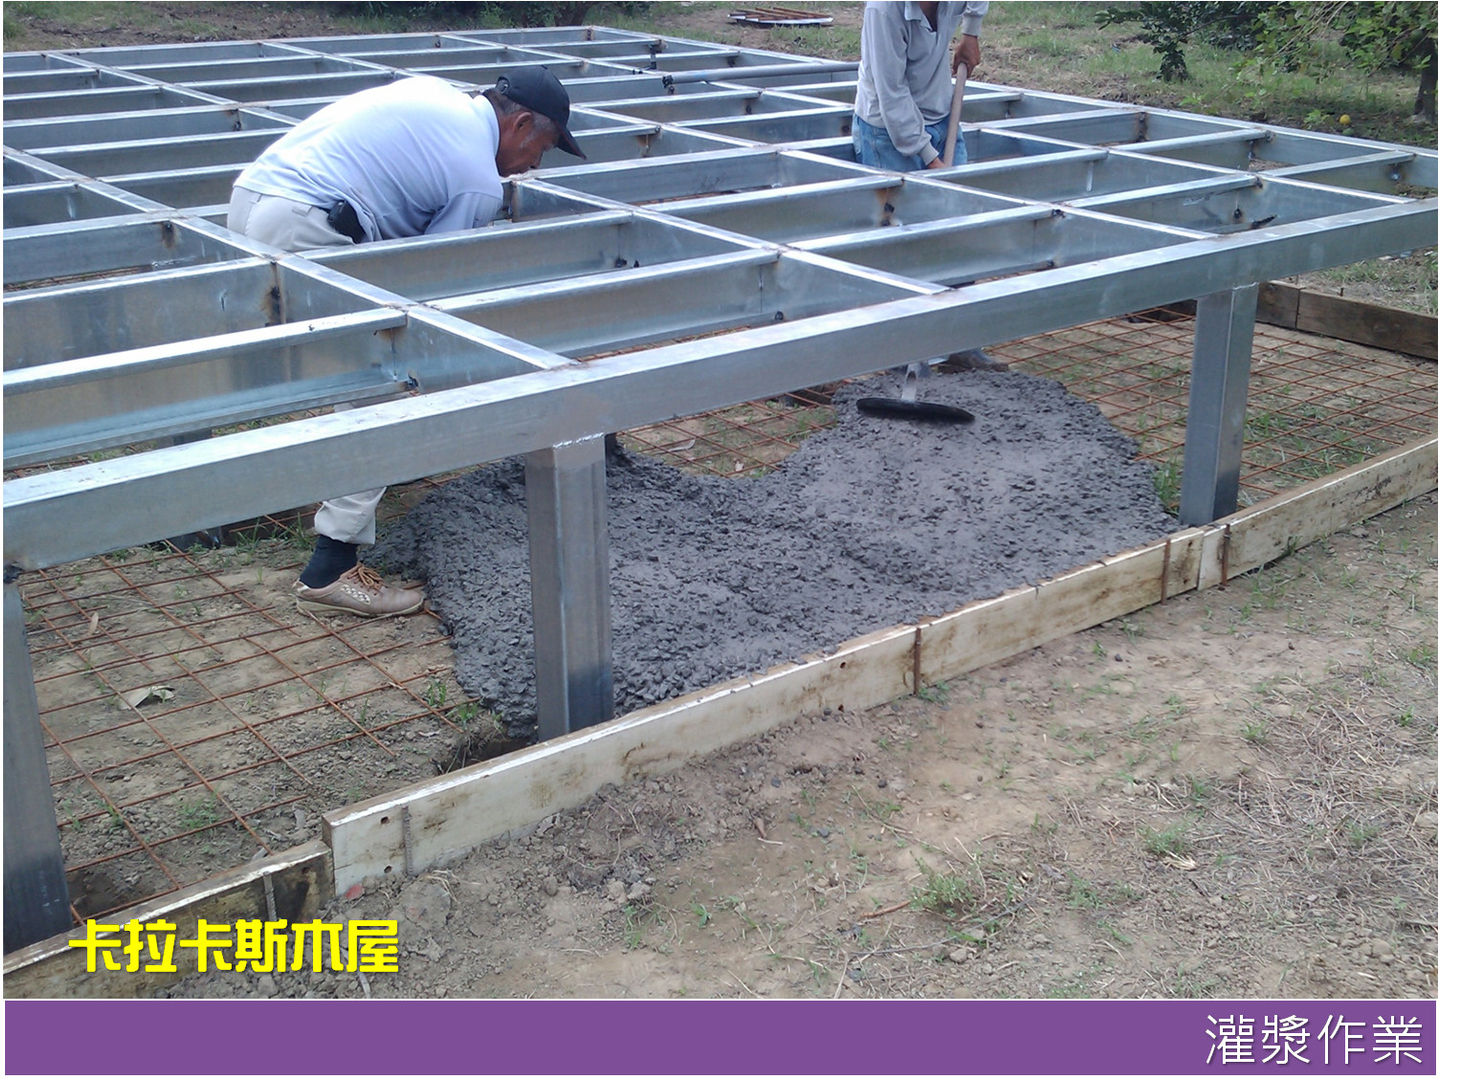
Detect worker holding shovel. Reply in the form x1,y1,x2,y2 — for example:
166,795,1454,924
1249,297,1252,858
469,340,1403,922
852,2,1006,409
853,1,986,171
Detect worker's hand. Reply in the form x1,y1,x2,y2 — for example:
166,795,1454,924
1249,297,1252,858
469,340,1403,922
925,157,949,170
953,34,981,75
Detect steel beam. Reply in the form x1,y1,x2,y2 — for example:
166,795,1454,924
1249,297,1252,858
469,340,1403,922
2,83,224,119
1074,174,1396,233
3,579,73,952
661,60,859,87
434,249,919,357
2,183,156,229
796,206,1207,285
1,104,286,149
3,200,1435,572
309,211,747,300
1180,285,1259,525
677,107,849,144
2,310,412,464
125,55,369,81
535,146,864,204
540,124,744,167
12,41,297,65
1268,152,1437,195
1125,130,1263,170
659,176,1019,243
526,436,614,739
25,128,286,176
936,148,1231,202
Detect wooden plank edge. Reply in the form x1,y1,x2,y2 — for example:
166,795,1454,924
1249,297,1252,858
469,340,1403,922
325,622,919,894
1257,282,1301,328
323,527,1217,894
1144,284,1436,360
1294,289,1437,361
918,528,1209,686
3,840,330,999
327,438,1434,892
1199,437,1437,588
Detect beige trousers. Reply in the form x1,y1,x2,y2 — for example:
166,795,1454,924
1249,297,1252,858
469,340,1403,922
228,187,387,545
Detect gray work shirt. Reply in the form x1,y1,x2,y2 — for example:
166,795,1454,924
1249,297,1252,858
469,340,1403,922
854,2,989,164
235,75,503,241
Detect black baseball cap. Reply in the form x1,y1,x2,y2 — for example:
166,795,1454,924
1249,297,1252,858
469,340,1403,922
494,66,586,159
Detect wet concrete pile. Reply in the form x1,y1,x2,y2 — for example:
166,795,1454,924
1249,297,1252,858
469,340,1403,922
370,370,1177,739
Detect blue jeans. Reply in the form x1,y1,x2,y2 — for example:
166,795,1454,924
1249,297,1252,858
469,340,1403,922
852,114,968,172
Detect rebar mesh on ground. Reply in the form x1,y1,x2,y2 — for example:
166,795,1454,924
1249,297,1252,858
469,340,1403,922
13,312,1436,922
22,542,495,920
1002,309,1436,509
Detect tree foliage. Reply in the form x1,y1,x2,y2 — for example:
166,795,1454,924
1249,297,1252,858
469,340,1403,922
327,2,646,28
1252,2,1437,121
1095,1,1437,120
1095,2,1270,82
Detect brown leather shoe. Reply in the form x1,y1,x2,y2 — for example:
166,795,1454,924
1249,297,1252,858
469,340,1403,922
293,564,424,618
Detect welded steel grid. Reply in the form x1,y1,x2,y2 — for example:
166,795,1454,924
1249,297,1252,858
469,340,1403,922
3,24,1438,931
4,24,1438,573
14,308,1435,920
1000,313,1436,505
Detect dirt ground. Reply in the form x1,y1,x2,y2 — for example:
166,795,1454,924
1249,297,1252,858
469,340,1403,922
164,493,1437,1000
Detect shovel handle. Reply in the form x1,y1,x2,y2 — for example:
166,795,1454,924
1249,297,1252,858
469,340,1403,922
944,62,968,165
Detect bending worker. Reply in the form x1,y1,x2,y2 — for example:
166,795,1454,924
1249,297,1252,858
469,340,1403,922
229,68,585,618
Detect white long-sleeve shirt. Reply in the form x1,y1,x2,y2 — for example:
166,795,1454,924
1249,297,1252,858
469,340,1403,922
854,2,989,164
235,75,503,241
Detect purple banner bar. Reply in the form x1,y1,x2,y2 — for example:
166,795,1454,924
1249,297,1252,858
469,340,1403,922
4,999,1435,1075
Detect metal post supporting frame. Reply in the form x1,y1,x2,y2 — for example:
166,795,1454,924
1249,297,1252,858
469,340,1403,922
1180,283,1259,525
3,577,73,952
525,435,614,740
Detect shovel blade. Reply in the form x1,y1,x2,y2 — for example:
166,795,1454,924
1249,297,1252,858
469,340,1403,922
855,397,975,424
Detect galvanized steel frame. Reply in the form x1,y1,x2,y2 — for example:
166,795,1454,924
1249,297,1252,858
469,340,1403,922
2,24,1437,950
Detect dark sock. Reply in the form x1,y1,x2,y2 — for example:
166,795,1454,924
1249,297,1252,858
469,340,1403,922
299,536,358,588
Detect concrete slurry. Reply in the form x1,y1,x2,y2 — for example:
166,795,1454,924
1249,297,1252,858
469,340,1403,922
371,370,1177,739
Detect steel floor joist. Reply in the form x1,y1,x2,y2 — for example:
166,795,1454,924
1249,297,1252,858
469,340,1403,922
2,24,1437,951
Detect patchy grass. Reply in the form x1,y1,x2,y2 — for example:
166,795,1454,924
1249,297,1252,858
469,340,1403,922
910,858,980,920
1141,820,1191,860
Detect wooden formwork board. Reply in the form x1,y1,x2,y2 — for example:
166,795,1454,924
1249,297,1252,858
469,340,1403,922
1198,435,1437,590
324,436,1436,897
1155,285,1437,361
918,526,1209,688
2,841,331,999
323,620,920,889
4,436,1435,997
1257,283,1437,361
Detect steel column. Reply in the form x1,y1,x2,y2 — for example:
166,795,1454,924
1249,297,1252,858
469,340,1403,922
1180,284,1259,525
3,577,73,952
525,436,614,740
